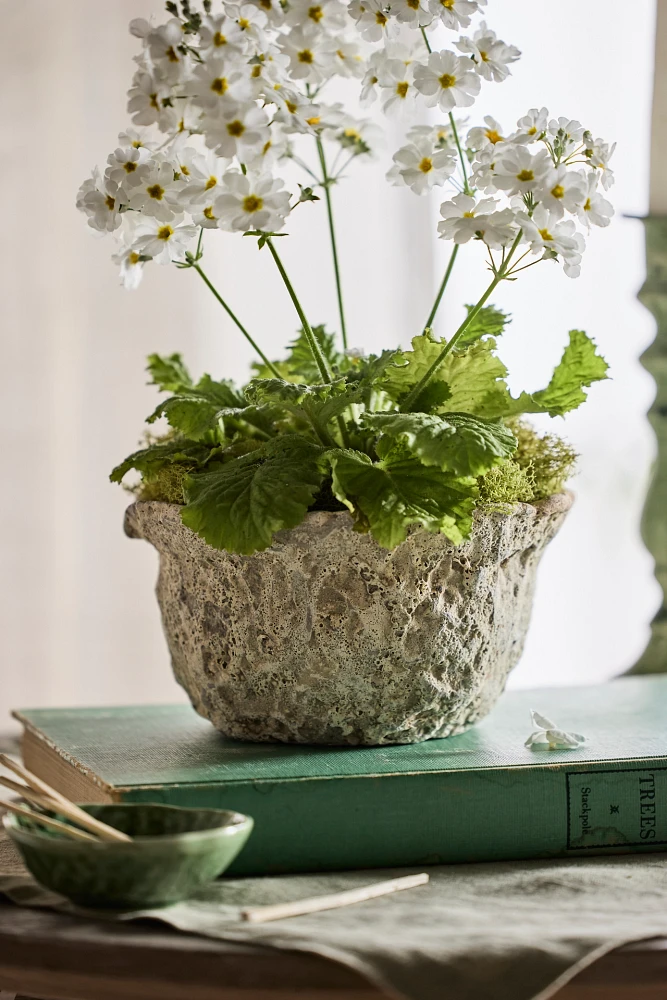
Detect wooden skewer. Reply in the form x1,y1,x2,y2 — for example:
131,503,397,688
0,754,131,844
0,798,98,843
240,872,430,924
0,774,68,814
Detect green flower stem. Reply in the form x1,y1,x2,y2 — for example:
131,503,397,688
192,264,281,378
265,237,333,384
400,232,523,413
423,243,459,332
315,136,348,350
448,112,471,195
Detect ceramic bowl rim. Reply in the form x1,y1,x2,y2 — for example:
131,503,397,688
2,803,253,851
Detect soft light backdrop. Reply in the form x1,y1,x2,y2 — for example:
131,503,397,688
0,0,658,729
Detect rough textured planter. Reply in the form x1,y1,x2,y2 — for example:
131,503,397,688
125,494,573,745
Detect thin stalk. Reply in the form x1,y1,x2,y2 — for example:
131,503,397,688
423,244,459,332
315,136,348,350
448,112,471,195
400,232,523,412
265,238,333,383
192,264,281,378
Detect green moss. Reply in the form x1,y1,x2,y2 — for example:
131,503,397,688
477,420,577,508
137,463,192,504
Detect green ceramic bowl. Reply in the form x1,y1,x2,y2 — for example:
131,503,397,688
2,803,253,910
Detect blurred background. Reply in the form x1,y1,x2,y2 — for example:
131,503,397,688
0,0,660,730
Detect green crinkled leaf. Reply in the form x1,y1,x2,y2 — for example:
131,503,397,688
252,325,344,383
110,439,216,484
458,304,511,347
381,332,444,405
147,375,245,440
245,377,361,440
524,329,609,417
216,404,284,438
146,353,193,393
181,436,326,554
362,411,516,477
437,339,510,416
329,448,477,548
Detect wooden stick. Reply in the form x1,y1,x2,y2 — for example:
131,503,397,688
241,872,430,924
0,798,98,843
0,754,131,844
0,774,72,816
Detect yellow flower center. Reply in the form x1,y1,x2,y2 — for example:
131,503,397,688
442,0,455,8
262,140,272,154
157,225,173,240
551,184,565,199
205,176,217,190
439,73,456,89
105,195,115,211
396,81,409,98
213,31,227,45
463,210,476,218
149,93,159,110
178,118,186,132
528,125,537,135
538,227,553,241
180,164,190,175
211,77,228,94
203,206,216,219
584,197,591,211
261,0,272,8
485,129,503,144
123,160,137,173
298,49,314,63
165,46,179,62
129,252,141,264
516,169,534,182
132,140,143,148
308,4,324,19
479,50,489,62
336,48,346,59
306,116,321,125
375,10,387,24
407,0,420,8
243,195,264,213
147,184,165,200
227,120,246,137
239,18,250,28
418,157,433,173
286,99,298,113
344,127,361,139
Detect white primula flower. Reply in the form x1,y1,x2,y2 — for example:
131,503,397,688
457,21,520,82
105,145,152,190
245,125,291,170
231,3,270,46
427,0,485,31
130,216,199,264
511,107,548,144
519,205,586,278
438,192,497,243
525,710,585,750
176,150,234,210
116,126,158,151
347,0,397,43
548,116,585,155
203,102,271,159
390,0,431,27
187,60,252,112
111,244,149,290
76,169,123,233
244,0,286,25
214,171,292,232
413,51,481,113
146,19,188,83
491,144,551,195
538,165,587,219
127,71,174,129
273,90,322,135
126,159,180,221
278,25,336,84
467,115,506,151
407,122,453,148
198,13,248,58
470,144,501,191
377,55,418,117
583,134,616,190
329,113,382,157
576,171,614,229
331,39,366,79
359,48,387,105
388,136,456,194
286,0,346,31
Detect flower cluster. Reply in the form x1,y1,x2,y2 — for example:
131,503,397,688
77,0,614,293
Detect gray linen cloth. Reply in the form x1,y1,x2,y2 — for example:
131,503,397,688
2,832,667,1000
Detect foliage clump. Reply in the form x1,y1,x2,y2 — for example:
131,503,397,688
477,420,577,508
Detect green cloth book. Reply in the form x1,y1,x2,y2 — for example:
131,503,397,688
14,677,667,876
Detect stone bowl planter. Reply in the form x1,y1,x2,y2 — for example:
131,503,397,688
125,493,573,746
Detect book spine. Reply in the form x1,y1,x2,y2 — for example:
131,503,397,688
121,759,667,875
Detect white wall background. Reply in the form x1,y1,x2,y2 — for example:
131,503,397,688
0,0,659,730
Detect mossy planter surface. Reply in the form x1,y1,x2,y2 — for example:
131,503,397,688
4,803,253,909
126,494,573,746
